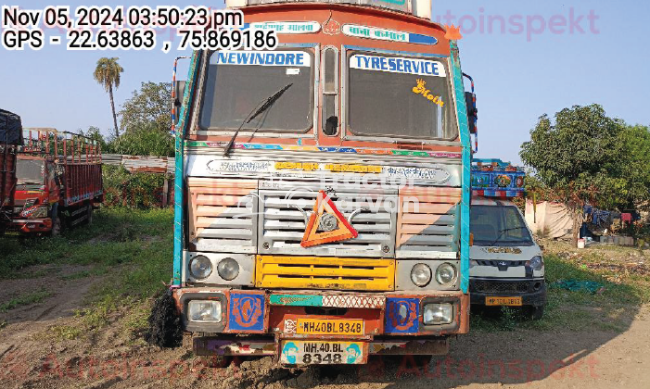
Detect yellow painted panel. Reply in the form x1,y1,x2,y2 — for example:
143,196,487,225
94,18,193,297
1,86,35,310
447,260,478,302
256,256,395,291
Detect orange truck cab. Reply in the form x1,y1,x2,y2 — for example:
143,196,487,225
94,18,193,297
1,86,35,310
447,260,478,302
170,0,478,365
10,129,103,235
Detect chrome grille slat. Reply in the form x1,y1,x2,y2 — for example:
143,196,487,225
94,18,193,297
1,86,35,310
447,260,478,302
258,185,397,258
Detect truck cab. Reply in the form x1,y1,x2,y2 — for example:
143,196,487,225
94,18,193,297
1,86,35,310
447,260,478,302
168,0,479,366
13,154,61,233
469,160,546,319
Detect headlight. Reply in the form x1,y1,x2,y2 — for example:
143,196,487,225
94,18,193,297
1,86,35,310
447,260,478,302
217,258,240,281
22,206,48,219
189,256,212,279
188,300,222,323
423,303,454,325
526,256,544,271
410,264,432,287
436,263,458,285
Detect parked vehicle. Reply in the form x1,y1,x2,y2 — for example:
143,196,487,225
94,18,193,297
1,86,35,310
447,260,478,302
470,159,546,319
10,129,103,235
0,109,23,234
165,0,479,365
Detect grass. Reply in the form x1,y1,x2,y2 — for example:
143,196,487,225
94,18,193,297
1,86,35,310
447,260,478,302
0,289,52,312
1,207,173,340
472,243,650,332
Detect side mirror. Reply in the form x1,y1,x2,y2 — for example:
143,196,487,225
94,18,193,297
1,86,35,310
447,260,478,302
174,81,186,107
465,91,478,134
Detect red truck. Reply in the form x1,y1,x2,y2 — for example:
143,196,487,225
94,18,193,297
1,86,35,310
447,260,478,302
0,109,22,234
10,128,103,235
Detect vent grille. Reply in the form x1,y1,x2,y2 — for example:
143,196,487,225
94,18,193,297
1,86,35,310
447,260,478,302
188,178,257,253
396,187,461,259
258,187,397,258
255,255,395,291
471,280,530,293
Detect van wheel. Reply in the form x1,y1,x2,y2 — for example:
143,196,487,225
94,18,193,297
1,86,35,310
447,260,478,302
526,305,545,320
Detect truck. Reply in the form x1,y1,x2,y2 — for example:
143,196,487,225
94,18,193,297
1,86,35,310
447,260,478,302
0,109,23,234
166,0,479,365
470,159,546,319
10,128,103,235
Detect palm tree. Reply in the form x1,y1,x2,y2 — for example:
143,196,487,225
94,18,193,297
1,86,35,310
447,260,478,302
93,57,124,138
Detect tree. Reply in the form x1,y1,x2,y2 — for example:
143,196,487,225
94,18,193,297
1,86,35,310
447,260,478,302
94,57,124,138
520,104,624,245
119,82,172,134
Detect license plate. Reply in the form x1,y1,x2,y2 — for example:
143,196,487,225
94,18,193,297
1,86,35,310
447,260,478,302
280,341,367,365
486,297,523,306
296,319,364,336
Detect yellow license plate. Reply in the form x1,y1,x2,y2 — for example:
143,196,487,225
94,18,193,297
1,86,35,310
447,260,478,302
296,319,364,335
280,341,367,365
486,297,523,306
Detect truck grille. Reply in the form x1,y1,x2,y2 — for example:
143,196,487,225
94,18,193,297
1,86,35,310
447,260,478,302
258,185,397,258
188,178,257,253
255,255,395,291
396,187,461,259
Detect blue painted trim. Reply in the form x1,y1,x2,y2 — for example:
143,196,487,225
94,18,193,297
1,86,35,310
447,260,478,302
408,33,438,46
173,51,200,286
450,42,471,294
343,45,449,59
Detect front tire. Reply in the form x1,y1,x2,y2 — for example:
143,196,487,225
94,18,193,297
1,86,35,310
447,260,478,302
51,214,62,237
526,305,545,320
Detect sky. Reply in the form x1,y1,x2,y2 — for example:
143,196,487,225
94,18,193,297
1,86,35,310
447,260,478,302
1,0,648,164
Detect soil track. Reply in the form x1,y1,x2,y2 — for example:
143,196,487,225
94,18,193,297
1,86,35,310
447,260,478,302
0,267,649,389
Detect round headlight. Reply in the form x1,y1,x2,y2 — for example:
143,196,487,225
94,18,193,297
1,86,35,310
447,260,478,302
526,256,544,271
217,258,240,281
436,263,458,285
410,264,432,287
189,256,212,280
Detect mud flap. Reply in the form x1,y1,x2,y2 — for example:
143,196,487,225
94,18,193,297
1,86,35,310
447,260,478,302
145,290,183,348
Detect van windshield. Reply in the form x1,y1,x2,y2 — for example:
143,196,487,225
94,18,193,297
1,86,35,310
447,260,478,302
471,205,533,246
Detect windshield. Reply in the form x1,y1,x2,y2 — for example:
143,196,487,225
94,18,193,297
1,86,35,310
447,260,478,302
16,159,44,185
347,53,456,139
471,205,533,246
200,50,314,132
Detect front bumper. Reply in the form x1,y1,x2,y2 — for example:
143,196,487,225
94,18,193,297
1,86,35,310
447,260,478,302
10,218,52,233
469,278,547,307
173,288,469,358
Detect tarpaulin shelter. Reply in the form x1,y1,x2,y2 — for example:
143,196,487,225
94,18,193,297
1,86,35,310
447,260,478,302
0,109,23,145
525,200,573,239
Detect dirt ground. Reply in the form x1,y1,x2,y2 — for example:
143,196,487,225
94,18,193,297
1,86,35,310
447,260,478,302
1,266,649,389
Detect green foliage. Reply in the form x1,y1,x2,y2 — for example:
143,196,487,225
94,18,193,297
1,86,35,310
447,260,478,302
109,122,174,156
102,165,170,207
520,104,624,206
0,289,51,312
120,81,172,133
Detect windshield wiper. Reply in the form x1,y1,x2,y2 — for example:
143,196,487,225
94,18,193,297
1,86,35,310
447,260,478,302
487,227,529,247
222,83,293,157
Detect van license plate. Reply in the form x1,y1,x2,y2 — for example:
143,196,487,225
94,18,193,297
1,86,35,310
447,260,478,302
486,297,523,306
280,341,366,365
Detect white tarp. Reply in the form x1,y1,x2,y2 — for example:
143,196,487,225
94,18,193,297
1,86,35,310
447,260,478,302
525,201,574,239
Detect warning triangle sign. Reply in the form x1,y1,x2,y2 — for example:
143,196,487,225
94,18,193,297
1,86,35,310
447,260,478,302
301,191,359,248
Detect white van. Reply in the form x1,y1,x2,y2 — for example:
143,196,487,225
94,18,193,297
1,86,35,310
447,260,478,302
469,198,546,319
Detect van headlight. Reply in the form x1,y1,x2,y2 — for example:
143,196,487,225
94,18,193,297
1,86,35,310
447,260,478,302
436,263,458,285
526,256,544,271
423,303,453,325
189,256,212,280
188,300,222,323
410,264,432,287
217,258,240,281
